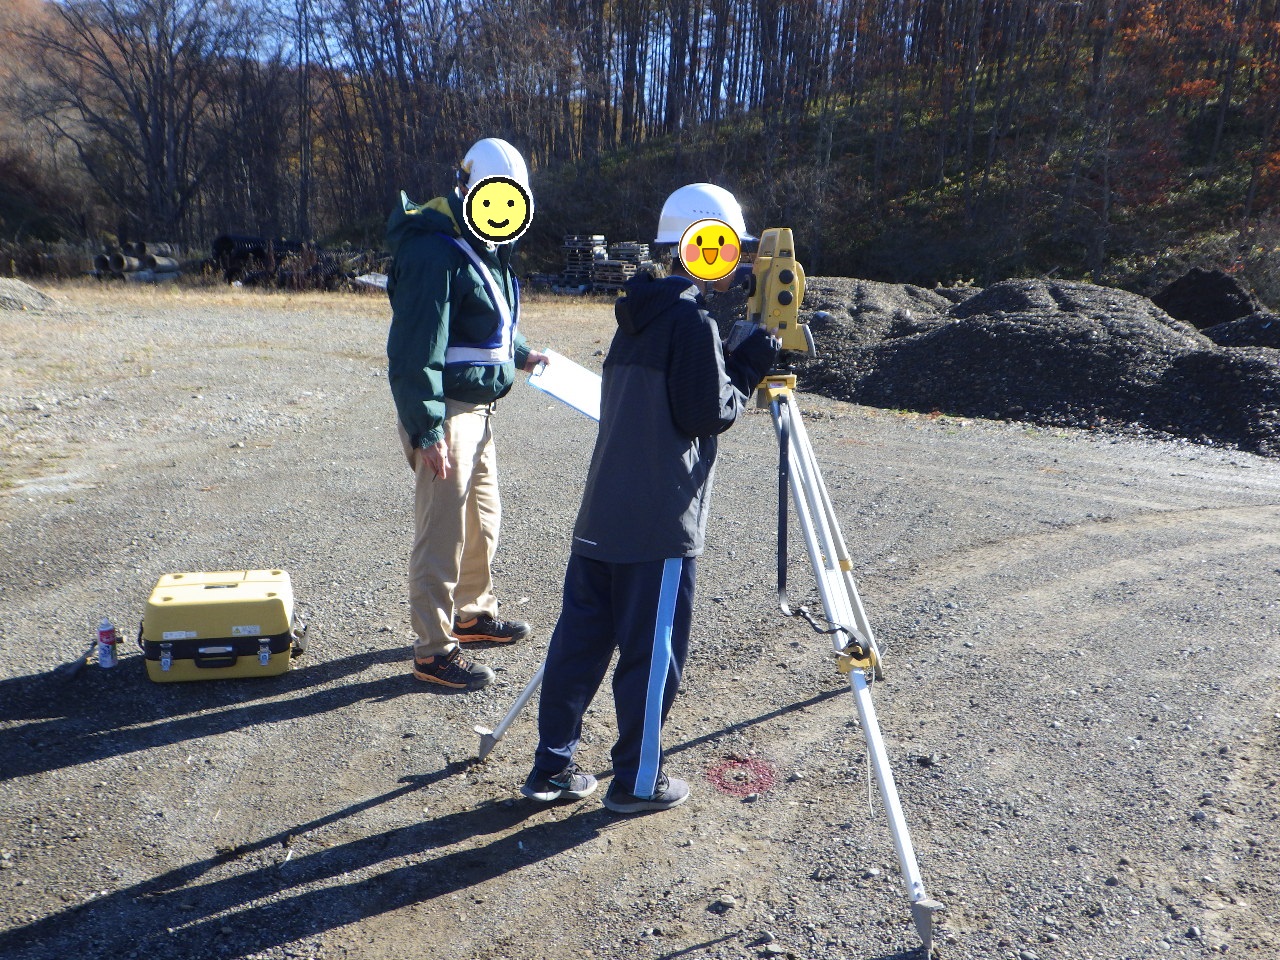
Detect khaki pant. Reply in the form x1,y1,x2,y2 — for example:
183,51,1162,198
398,399,500,659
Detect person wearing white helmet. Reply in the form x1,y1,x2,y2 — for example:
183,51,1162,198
386,137,548,692
653,182,752,247
457,137,531,192
520,183,779,812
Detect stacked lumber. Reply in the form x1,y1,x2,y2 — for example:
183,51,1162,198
590,259,637,292
562,235,606,287
608,241,649,264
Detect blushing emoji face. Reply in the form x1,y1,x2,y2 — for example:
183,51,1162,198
463,175,533,244
678,217,741,282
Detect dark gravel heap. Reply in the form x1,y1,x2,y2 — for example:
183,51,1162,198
1151,267,1261,329
1203,312,1280,349
708,275,1280,457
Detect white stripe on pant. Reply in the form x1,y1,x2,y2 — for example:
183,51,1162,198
634,558,683,797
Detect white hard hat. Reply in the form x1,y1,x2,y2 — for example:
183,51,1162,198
459,138,530,191
655,183,751,244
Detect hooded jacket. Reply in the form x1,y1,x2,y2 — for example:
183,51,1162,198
386,190,531,448
571,273,778,563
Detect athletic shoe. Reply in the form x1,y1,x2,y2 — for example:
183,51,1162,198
520,763,598,802
412,648,494,690
602,773,690,814
452,613,530,644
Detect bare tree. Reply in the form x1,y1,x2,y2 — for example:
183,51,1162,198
19,0,244,240
294,0,313,239
201,3,296,239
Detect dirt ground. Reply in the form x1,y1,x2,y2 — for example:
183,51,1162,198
1,282,1278,960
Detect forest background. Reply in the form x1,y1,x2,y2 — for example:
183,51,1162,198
1,0,1279,302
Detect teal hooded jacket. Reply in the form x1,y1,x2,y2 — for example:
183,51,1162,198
386,189,531,449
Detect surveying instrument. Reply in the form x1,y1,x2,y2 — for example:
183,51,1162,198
475,228,942,954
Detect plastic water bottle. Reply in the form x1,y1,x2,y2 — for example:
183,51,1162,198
97,617,119,669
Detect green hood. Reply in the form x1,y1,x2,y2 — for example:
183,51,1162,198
387,191,460,256
388,190,513,256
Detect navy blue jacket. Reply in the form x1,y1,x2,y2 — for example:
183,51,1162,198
571,274,777,563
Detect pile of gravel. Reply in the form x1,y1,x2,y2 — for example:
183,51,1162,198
1151,266,1260,328
0,278,57,311
1203,311,1280,349
709,273,1280,457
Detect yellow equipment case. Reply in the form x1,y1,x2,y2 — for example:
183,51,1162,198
139,570,306,682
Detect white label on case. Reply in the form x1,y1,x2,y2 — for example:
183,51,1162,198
232,625,262,637
162,630,198,640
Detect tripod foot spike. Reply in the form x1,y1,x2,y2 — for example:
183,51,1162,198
911,898,943,956
474,725,499,762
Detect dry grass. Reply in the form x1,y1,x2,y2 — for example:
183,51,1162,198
0,280,616,387
519,293,616,358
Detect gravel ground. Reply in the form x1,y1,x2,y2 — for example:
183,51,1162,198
0,278,58,312
1,281,1279,960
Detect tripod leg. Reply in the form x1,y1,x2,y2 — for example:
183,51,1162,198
771,387,942,952
474,660,545,760
771,395,876,658
850,666,942,953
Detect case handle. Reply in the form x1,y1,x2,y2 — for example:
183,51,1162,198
193,646,237,669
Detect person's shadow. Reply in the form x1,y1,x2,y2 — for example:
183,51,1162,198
0,643,408,782
0,760,605,959
3,667,899,960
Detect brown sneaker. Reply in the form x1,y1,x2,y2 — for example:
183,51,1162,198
412,648,494,690
452,613,530,644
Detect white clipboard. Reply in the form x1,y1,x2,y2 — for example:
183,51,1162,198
528,349,601,422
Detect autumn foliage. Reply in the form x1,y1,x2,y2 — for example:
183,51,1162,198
0,0,1277,295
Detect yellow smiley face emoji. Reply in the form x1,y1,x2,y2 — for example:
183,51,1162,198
678,217,741,282
463,175,533,244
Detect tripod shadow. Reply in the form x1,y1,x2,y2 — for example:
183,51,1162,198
0,761,605,959
0,644,408,781
667,685,848,758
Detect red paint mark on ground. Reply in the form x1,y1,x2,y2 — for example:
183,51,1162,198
706,756,777,797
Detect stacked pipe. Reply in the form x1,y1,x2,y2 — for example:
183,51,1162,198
95,241,181,282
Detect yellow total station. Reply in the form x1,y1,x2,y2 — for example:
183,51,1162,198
747,227,815,357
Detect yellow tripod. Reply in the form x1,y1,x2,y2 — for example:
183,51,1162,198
748,228,941,954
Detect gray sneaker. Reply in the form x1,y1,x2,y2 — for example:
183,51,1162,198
452,613,530,644
521,763,598,802
603,772,690,814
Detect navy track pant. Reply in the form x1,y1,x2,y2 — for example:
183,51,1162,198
533,553,695,797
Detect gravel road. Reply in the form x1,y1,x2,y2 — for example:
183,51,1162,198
1,283,1278,960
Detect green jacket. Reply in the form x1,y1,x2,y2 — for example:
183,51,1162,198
386,190,531,448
